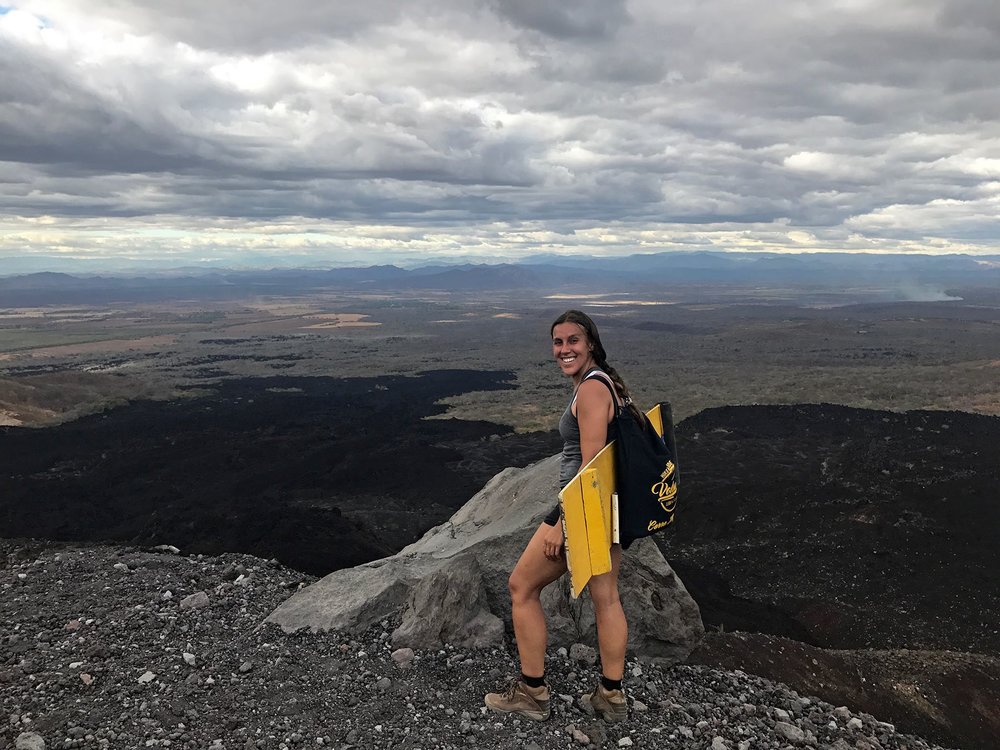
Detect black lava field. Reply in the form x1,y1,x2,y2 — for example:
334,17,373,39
2,382,997,660
666,403,1000,655
0,371,560,574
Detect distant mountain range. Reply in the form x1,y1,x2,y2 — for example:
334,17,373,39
1,252,998,305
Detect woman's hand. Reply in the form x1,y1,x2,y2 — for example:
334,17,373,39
542,522,565,560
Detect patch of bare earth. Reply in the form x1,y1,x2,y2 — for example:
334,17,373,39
0,372,181,427
690,632,1000,750
0,334,177,361
302,313,381,328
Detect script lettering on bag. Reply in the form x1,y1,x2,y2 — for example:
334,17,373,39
650,460,677,513
647,517,672,532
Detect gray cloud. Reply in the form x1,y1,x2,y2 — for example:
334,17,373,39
489,0,630,40
1,0,999,265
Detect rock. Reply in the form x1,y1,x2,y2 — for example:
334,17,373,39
581,723,606,746
833,706,852,721
618,738,633,747
138,671,156,683
267,456,703,660
391,648,415,669
390,553,504,649
774,721,805,742
15,731,45,750
774,707,791,721
571,728,590,745
153,545,181,554
569,643,597,665
847,717,864,731
711,737,728,750
239,661,253,673
180,591,210,610
632,699,648,713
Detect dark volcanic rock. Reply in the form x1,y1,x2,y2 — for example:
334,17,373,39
690,631,1000,750
0,372,560,575
0,539,958,750
663,404,1000,655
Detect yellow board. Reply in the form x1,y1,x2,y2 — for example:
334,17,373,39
559,403,666,598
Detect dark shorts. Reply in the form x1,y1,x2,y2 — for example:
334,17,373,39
542,503,560,527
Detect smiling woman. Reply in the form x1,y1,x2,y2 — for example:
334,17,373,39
485,309,642,723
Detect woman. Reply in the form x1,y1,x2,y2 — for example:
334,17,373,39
485,309,642,723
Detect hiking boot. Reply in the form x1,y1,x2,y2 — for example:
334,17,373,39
484,680,551,721
582,683,627,722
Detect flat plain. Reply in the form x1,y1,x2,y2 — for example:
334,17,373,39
3,283,999,430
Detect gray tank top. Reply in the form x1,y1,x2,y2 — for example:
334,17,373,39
558,368,619,488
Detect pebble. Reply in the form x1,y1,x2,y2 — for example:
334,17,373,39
179,591,210,610
391,647,415,669
618,738,633,747
848,717,865,730
711,737,729,750
774,721,805,742
15,732,46,750
834,706,852,720
137,671,156,684
569,643,597,665
183,653,197,666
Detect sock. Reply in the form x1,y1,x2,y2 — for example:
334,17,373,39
521,673,546,689
600,675,623,692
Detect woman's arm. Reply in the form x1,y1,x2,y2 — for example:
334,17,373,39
575,378,614,465
541,378,614,561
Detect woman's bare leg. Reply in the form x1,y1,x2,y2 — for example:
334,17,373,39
587,544,626,680
508,523,568,677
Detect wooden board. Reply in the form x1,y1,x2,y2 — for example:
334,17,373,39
559,403,665,598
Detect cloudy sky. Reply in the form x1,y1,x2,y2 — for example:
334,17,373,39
2,0,1000,269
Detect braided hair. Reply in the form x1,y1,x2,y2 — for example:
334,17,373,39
550,309,644,424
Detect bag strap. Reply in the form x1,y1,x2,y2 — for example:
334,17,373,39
580,368,623,409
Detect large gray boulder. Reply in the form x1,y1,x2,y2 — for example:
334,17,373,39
266,455,703,662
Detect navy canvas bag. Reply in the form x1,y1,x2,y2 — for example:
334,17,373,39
588,375,679,549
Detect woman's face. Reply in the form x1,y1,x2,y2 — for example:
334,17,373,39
552,322,595,380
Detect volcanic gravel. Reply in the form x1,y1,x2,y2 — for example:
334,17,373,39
2,540,955,750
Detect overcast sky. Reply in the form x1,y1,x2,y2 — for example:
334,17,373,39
2,0,1000,269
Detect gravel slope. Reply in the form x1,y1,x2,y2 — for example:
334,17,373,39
2,540,956,750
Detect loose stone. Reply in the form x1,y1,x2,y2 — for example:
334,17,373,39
180,591,209,610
